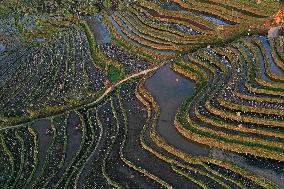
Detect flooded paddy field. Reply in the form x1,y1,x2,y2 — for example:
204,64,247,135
0,0,284,188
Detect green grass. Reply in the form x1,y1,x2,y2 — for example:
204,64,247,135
107,65,124,83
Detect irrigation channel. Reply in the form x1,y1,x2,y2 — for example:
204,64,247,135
145,63,284,187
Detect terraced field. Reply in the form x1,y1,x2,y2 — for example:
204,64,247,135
0,0,284,188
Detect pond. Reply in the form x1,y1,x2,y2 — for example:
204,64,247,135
145,63,284,186
87,15,110,44
145,63,210,156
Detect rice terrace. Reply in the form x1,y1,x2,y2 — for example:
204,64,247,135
0,0,284,188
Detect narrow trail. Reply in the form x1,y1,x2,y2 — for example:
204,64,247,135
87,66,160,107
0,66,161,131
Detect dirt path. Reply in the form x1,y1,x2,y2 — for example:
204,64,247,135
87,66,159,107
0,66,161,130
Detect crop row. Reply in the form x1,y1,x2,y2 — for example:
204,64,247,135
0,24,108,127
135,76,278,188
173,35,284,163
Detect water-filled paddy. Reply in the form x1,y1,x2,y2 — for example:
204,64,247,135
145,63,284,187
0,0,283,188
